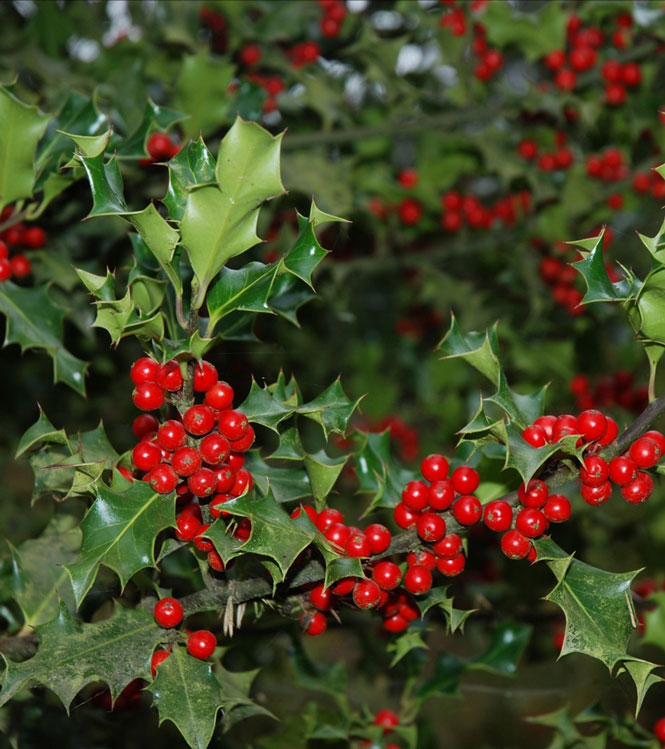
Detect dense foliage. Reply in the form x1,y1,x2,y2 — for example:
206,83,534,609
2,1,665,747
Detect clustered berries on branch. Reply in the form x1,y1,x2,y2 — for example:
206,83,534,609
0,205,46,281
128,357,255,573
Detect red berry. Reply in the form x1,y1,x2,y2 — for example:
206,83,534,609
570,45,596,72
175,513,201,542
309,584,332,611
218,410,249,441
316,508,344,532
416,512,446,542
0,241,7,260
643,430,665,454
483,500,513,532
517,139,538,160
132,382,165,411
453,495,481,526
199,433,231,465
207,550,225,572
172,446,202,477
501,530,531,560
621,472,653,504
373,561,402,590
147,463,178,494
157,420,187,451
451,466,479,494
654,717,665,743
132,414,159,440
228,426,255,453
522,425,547,448
229,468,252,497
432,533,462,559
581,481,612,505
10,254,31,277
193,361,218,392
156,360,184,392
608,455,638,486
374,709,399,734
323,522,350,550
597,416,618,447
147,132,175,161
393,502,419,529
515,508,548,538
22,226,46,248
605,82,626,106
187,468,218,498
364,523,391,554
534,415,557,441
186,630,216,659
331,577,355,596
151,649,171,676
436,553,466,577
345,532,372,558
427,480,455,511
184,405,216,436
403,565,432,595
621,62,641,87
629,437,661,468
421,454,449,482
555,68,576,91
401,480,429,511
215,467,235,493
301,611,327,635
239,43,261,67
398,198,422,225
291,504,318,524
579,455,609,486
153,597,183,628
209,494,230,519
397,168,418,188
406,549,436,570
204,381,234,410
543,494,571,522
352,579,382,609
577,409,607,442
544,49,565,70
383,614,408,633
132,441,162,472
518,479,548,508
193,524,213,551
552,414,579,442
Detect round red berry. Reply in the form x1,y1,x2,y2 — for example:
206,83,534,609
132,382,165,411
157,420,187,451
518,479,548,508
228,426,255,453
436,553,466,576
581,481,612,505
552,414,579,442
406,549,436,570
352,579,382,609
186,630,216,659
501,530,531,560
156,360,183,392
432,533,462,559
629,437,661,468
621,472,653,504
131,358,159,385
364,523,391,554
132,441,162,472
453,495,482,526
175,513,201,541
204,381,235,410
515,508,548,538
151,649,171,676
374,709,399,734
132,413,159,439
215,467,235,493
534,415,556,441
393,502,419,529
172,446,202,477
451,466,480,494
199,433,231,465
416,512,446,542
608,455,637,486
229,468,252,497
421,454,449,482
184,405,216,436
597,416,618,447
428,480,454,511
373,561,402,590
483,500,513,532
403,565,432,595
23,225,46,248
147,132,175,161
193,524,213,552
331,577,355,596
147,463,178,494
301,611,327,635
522,425,547,448
577,409,607,442
402,480,429,511
316,508,344,532
0,258,11,281
654,717,665,743
207,550,225,572
291,505,318,524
323,522,350,550
309,584,332,611
543,494,571,522
218,410,249,441
188,468,218,498
153,597,183,628
345,532,372,557
579,455,609,486
192,360,218,392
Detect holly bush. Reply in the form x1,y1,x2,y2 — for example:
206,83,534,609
3,1,665,747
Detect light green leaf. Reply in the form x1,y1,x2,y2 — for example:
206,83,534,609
437,314,501,386
304,450,347,511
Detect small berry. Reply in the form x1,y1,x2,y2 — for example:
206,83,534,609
364,523,391,554
374,709,399,734
436,553,466,577
597,416,618,447
406,549,436,570
420,454,449,482
204,382,234,410
452,495,481,526
608,455,638,486
193,361,218,392
515,508,548,538
483,500,513,532
543,494,571,522
184,405,216,436
579,455,609,487
323,522,350,550
432,533,462,559
172,446,203,477
316,508,344,532
629,437,661,468
186,630,216,659
218,410,249,441
393,502,419,529
188,468,218,498
577,409,607,442
175,513,201,542
229,468,252,497
451,466,480,494
22,226,46,248
153,598,183,628
291,505,318,524
352,579,382,609
427,480,455,511
157,420,187,451
132,441,162,472
581,481,612,505
522,425,547,448
309,584,332,611
0,258,11,281
132,382,165,411
416,512,446,542
621,472,653,504
331,577,355,596
643,430,665,454
207,550,224,572
301,611,327,635
228,426,255,453
373,561,402,590
403,565,432,595
653,717,665,743
147,463,178,494
518,479,548,508
151,649,171,676
345,532,372,557
156,360,183,392
199,433,231,465
402,480,429,511
132,414,159,439
131,357,158,385
501,530,531,560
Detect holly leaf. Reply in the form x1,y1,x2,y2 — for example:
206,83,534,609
533,537,640,670
204,520,242,567
9,515,80,627
0,86,50,209
437,314,501,386
467,621,532,676
418,588,475,633
180,117,285,307
66,481,176,606
297,378,362,439
0,603,163,708
243,452,312,504
304,451,347,511
15,405,69,458
284,219,329,289
572,230,636,304
268,427,305,461
163,137,216,221
618,659,664,716
115,98,188,159
484,371,547,428
237,378,295,433
220,490,317,584
387,630,428,667
0,282,88,394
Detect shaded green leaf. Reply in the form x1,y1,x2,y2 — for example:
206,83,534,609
437,314,500,386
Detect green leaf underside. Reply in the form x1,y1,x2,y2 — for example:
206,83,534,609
66,481,176,606
0,603,163,709
0,282,88,394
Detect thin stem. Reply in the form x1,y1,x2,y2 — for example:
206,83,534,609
175,296,187,331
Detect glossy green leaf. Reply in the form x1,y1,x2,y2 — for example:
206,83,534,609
387,630,428,667
9,515,80,627
297,378,362,439
0,282,88,394
437,315,501,386
0,86,50,209
180,117,285,307
204,520,242,566
284,220,329,289
304,451,347,511
76,149,128,216
15,405,68,458
163,137,216,221
0,603,163,709
267,275,316,326
572,231,636,304
128,204,181,294
619,659,664,716
418,588,476,633
466,621,532,675
485,372,547,428
243,452,312,503
66,481,176,606
237,378,295,433
268,427,305,461
116,99,188,159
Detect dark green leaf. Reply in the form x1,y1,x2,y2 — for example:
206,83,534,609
437,314,501,386
163,137,217,221
297,378,362,439
237,378,295,433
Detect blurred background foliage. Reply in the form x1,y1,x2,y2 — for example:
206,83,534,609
1,0,665,746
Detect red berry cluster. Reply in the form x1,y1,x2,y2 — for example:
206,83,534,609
485,479,570,561
360,709,401,748
141,132,180,165
632,168,665,201
517,137,574,172
471,27,503,82
198,5,227,53
319,0,346,38
570,372,648,414
128,357,255,572
536,251,585,316
287,41,320,69
245,73,285,114
440,190,531,232
0,206,45,281
586,148,627,182
151,597,217,673
521,409,618,450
